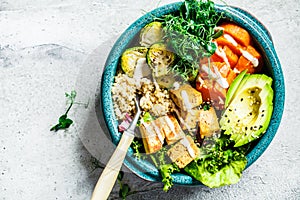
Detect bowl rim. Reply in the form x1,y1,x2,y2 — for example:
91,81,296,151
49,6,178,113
101,2,285,185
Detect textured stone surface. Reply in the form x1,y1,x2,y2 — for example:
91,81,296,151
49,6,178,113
0,0,299,199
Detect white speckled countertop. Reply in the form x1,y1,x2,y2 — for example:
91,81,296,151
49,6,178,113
1,0,299,199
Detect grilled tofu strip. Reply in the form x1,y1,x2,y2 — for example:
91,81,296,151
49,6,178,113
159,115,184,145
139,114,185,154
140,120,165,154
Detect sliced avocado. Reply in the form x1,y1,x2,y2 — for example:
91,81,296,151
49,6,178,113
147,43,176,77
140,21,163,47
220,74,273,147
120,47,148,77
225,70,247,108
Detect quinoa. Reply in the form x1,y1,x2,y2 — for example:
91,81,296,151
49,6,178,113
138,79,172,117
112,73,172,120
111,73,137,120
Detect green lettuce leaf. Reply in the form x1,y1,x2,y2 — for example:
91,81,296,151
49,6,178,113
184,134,248,188
184,158,246,188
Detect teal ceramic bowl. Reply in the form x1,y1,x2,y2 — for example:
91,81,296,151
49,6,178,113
101,2,285,185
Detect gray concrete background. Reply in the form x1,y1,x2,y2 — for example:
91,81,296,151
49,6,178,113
1,0,299,199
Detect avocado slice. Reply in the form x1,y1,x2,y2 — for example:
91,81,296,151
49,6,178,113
225,70,247,108
220,73,273,147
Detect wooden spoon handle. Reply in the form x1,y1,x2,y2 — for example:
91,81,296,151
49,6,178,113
90,132,134,200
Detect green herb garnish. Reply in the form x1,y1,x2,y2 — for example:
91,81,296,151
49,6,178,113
131,139,144,160
162,0,224,80
150,147,180,192
202,103,211,111
117,172,128,199
117,171,136,199
50,90,89,132
160,163,180,192
50,90,77,131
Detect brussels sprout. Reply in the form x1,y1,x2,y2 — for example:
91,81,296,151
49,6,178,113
140,22,163,47
120,47,148,77
147,43,176,77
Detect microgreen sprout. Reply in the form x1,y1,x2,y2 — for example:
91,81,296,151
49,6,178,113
50,90,89,132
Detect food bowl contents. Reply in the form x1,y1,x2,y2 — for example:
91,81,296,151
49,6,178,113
110,0,274,191
139,114,185,154
167,135,199,168
138,79,172,116
140,21,164,47
111,73,137,120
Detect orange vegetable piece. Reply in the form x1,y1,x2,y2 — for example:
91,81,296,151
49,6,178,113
200,53,223,65
234,45,262,74
222,46,238,68
220,23,251,47
213,62,230,78
226,69,237,85
235,56,255,74
214,35,241,56
210,53,223,63
201,45,238,69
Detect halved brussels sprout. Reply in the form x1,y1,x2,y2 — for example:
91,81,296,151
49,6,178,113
140,22,163,47
147,43,176,77
120,47,148,77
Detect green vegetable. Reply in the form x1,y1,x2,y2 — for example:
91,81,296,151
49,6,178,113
150,147,180,192
117,171,136,199
121,47,148,77
162,0,224,80
224,70,248,108
137,112,155,127
220,73,274,147
147,43,176,77
50,114,73,132
184,134,248,188
50,90,88,132
160,163,180,192
171,59,198,81
140,21,164,47
131,139,144,160
141,112,155,123
202,102,211,111
50,91,76,132
185,157,246,188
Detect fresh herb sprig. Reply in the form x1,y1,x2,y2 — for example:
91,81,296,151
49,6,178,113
162,0,224,80
150,147,180,192
117,171,136,199
50,90,89,132
131,139,144,160
50,91,76,131
160,163,180,192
